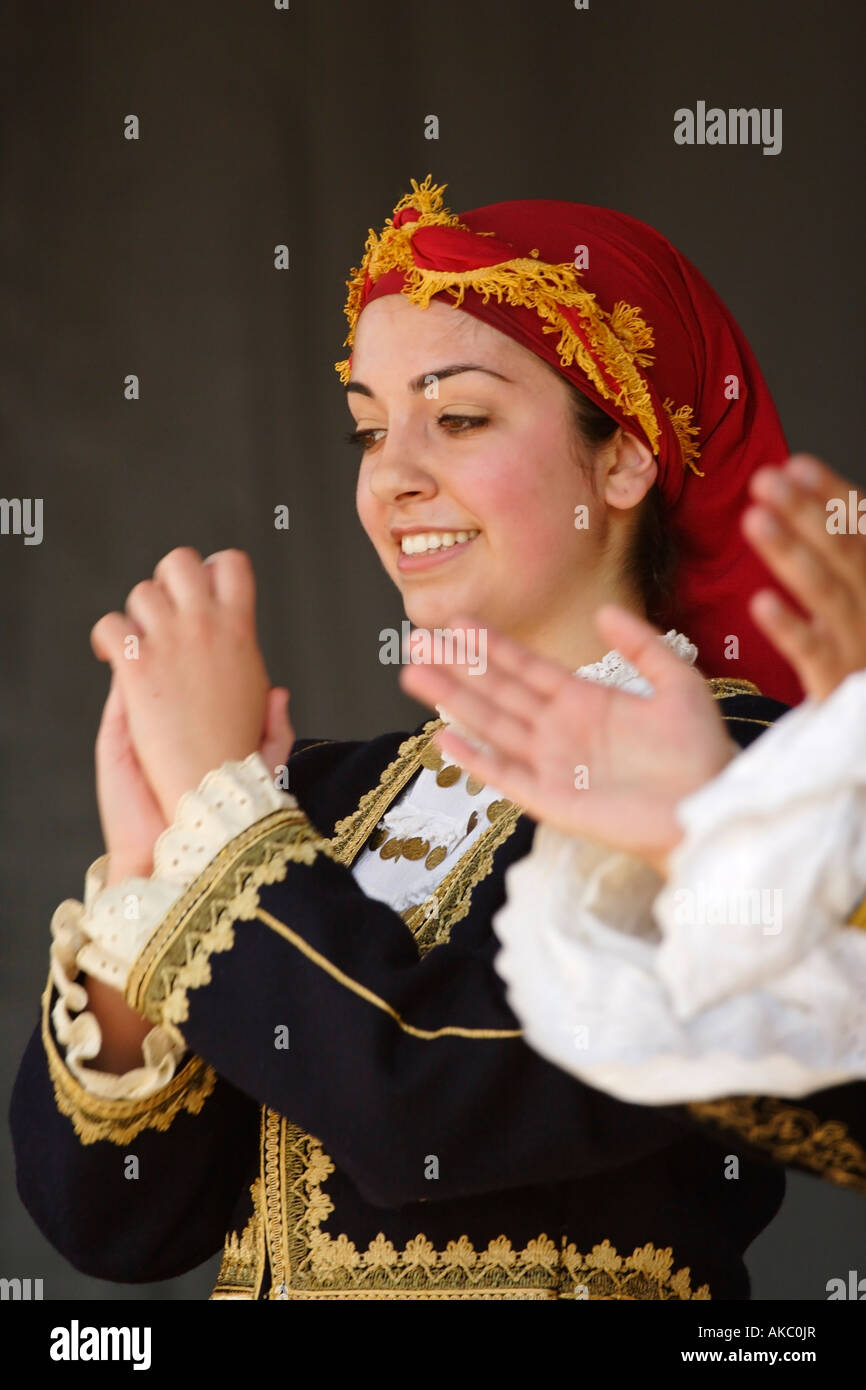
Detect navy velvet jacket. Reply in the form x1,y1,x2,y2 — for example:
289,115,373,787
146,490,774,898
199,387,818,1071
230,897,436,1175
10,689,866,1299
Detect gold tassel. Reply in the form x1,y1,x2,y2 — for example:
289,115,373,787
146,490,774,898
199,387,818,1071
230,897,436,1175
663,398,704,476
609,301,655,367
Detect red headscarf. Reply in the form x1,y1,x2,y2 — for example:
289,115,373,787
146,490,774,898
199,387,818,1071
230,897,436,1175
335,175,802,705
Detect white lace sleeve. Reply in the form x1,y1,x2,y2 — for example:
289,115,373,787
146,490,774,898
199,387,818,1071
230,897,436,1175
52,754,296,1099
493,668,866,1104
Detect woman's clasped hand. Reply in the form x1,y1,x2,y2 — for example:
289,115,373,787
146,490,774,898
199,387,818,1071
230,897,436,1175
90,547,294,873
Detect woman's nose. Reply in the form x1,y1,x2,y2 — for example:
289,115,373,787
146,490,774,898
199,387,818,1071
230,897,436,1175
368,426,438,504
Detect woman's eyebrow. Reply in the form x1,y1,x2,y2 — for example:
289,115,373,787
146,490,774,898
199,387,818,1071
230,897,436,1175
345,363,513,397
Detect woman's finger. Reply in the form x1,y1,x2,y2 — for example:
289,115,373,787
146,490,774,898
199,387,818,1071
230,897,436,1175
593,604,697,693
91,611,142,664
741,504,855,640
260,687,294,777
433,727,536,804
401,660,531,754
96,673,127,739
750,460,865,588
411,617,555,726
125,578,172,633
153,546,210,609
448,615,570,702
205,549,257,612
748,590,840,701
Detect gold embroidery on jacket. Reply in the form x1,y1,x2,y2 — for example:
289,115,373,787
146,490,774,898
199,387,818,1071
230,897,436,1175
327,720,444,864
210,1177,267,1300
686,1097,866,1195
126,808,324,1037
256,1110,709,1300
194,703,774,1300
402,804,523,954
706,677,762,698
41,978,216,1147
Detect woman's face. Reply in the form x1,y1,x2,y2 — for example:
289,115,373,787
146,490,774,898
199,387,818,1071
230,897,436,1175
348,294,618,641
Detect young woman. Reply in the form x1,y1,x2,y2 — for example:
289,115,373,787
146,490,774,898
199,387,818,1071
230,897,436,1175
10,176,862,1301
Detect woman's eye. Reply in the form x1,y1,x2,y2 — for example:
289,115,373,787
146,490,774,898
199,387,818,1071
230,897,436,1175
344,415,489,452
439,414,489,433
345,427,385,451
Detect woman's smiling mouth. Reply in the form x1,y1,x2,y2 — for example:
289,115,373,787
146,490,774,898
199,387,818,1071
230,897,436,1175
393,527,481,572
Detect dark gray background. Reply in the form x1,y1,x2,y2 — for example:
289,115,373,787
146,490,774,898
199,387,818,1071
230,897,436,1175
2,0,863,1299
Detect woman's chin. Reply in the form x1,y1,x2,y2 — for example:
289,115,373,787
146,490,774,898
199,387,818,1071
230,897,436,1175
403,594,484,632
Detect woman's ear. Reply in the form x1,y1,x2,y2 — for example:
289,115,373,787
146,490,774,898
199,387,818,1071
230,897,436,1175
601,430,658,510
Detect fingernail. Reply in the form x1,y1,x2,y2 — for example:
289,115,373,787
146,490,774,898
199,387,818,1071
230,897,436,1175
786,456,822,488
768,473,792,501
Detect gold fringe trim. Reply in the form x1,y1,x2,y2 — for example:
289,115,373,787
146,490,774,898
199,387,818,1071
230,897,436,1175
334,173,703,477
663,397,704,477
41,975,217,1147
686,1097,866,1196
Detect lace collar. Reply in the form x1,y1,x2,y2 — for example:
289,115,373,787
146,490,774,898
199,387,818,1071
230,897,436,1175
437,629,697,722
574,629,697,694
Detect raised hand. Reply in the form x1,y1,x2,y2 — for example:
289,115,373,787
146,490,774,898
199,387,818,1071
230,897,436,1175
91,547,272,823
95,674,167,879
97,675,294,885
743,454,866,700
399,605,737,876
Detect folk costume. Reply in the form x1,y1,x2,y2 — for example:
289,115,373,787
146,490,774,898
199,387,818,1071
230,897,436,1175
10,178,865,1303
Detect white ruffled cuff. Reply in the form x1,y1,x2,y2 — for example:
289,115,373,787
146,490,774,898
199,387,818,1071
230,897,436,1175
655,668,866,1015
52,753,296,1099
49,856,187,1099
493,668,866,1104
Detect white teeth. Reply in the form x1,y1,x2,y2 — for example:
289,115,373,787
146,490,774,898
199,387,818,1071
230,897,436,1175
400,529,479,555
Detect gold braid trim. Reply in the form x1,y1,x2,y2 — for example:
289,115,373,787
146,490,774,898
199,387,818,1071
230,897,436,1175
324,714,523,954
210,1177,267,1300
402,803,523,954
126,808,326,1035
334,174,703,477
255,906,520,1040
686,1097,866,1195
707,677,763,697
261,1113,709,1300
327,719,444,865
41,976,216,1147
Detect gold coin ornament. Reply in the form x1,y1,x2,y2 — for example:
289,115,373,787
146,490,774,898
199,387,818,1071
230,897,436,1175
425,845,448,870
467,811,479,833
369,826,387,850
486,799,514,824
420,745,444,772
379,837,403,860
465,774,486,795
435,764,462,788
402,837,430,861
